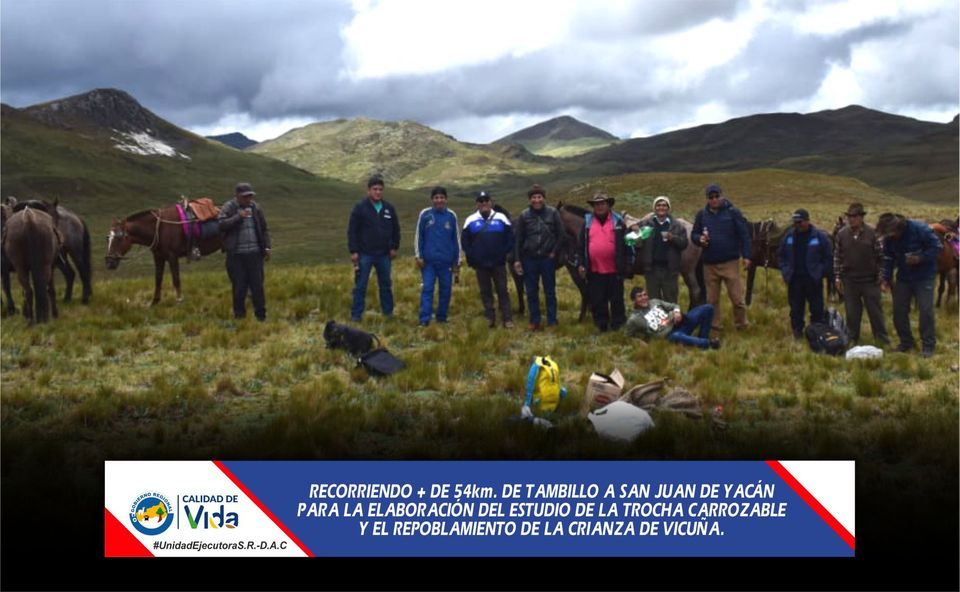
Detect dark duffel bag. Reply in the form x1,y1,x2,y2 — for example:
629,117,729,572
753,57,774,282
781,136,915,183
358,348,405,377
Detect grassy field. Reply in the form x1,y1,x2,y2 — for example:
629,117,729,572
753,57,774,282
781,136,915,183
2,168,958,589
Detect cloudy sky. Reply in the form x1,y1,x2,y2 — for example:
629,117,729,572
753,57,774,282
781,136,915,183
2,0,957,143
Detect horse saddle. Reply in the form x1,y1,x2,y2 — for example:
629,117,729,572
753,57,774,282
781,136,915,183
186,198,220,222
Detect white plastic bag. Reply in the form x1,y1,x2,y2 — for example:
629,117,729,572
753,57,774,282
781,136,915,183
845,345,883,360
587,401,654,442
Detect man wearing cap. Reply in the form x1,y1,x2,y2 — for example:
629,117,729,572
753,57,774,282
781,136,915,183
574,193,628,331
414,186,460,327
348,175,401,322
513,184,564,330
218,182,272,321
691,184,751,331
778,209,833,338
624,286,720,349
462,191,514,328
638,196,688,303
833,203,889,345
875,212,942,357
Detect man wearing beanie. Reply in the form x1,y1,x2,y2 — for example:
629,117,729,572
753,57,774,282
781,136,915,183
348,175,401,322
691,184,751,331
513,184,564,330
414,186,461,327
638,196,688,303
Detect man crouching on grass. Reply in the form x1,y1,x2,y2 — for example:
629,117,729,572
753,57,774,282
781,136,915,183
624,286,720,349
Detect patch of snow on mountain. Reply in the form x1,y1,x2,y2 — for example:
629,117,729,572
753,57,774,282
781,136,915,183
113,131,190,160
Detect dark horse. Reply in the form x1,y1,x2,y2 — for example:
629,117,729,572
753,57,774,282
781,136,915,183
3,197,92,304
746,218,837,305
1,204,61,323
106,204,222,305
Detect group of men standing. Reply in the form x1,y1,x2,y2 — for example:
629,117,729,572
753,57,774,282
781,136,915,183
220,175,943,358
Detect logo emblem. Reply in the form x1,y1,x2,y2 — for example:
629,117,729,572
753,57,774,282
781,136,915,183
129,492,174,535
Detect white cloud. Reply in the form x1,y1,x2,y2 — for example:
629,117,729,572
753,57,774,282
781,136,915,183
340,0,576,79
786,0,944,36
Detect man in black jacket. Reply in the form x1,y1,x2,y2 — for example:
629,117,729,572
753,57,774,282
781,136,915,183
218,182,272,321
512,184,564,330
348,175,401,322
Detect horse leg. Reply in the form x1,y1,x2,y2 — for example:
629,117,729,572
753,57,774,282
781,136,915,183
509,263,525,315
17,268,33,323
48,269,58,319
151,252,165,306
2,265,15,315
937,271,945,307
746,265,756,306
56,253,75,302
169,256,183,303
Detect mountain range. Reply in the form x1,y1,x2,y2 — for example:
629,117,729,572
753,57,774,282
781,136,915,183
1,88,957,214
249,117,551,190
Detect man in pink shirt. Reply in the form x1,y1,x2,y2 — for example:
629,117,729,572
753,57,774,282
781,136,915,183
575,193,630,331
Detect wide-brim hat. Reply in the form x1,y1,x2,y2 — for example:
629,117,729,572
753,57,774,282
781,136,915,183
587,193,615,207
845,203,867,217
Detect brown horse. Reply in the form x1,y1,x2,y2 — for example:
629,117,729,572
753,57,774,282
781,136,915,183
2,205,61,323
106,204,222,305
931,221,959,308
4,197,93,304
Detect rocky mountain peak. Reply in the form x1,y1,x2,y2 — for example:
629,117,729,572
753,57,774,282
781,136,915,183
25,88,162,133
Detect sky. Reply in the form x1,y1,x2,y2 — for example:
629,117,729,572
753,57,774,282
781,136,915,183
1,0,957,143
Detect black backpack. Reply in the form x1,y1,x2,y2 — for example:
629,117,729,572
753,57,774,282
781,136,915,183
805,322,848,356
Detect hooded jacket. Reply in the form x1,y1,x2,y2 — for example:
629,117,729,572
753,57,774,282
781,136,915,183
778,223,833,282
881,219,942,283
691,199,751,264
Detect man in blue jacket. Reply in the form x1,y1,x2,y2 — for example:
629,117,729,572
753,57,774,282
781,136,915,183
348,175,401,322
461,191,514,328
876,212,942,357
691,184,751,331
778,209,833,338
414,186,460,327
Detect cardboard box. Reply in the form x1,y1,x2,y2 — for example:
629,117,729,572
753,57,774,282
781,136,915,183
585,369,625,410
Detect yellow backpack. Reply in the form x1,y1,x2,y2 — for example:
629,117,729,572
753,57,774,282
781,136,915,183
524,356,567,412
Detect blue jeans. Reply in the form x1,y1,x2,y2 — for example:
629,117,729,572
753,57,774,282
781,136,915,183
892,277,935,351
419,261,453,324
351,254,393,320
522,256,557,326
667,304,714,348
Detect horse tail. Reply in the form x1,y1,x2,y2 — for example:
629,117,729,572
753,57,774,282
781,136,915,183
27,214,49,323
79,219,92,303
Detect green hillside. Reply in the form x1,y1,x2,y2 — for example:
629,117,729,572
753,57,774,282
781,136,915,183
577,106,958,203
0,97,426,270
250,117,552,190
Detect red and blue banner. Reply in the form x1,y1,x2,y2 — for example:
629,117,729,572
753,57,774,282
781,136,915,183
105,460,854,557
